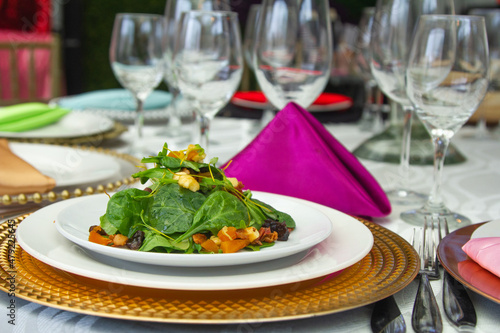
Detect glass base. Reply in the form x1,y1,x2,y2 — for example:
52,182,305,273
353,119,466,165
386,188,428,206
400,206,471,230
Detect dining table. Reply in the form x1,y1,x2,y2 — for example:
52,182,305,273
1,104,500,333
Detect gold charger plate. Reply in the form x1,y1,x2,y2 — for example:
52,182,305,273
0,216,418,324
1,144,141,207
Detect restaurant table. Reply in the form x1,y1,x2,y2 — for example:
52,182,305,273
1,116,500,333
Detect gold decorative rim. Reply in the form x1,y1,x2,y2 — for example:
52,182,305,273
1,144,142,206
0,217,419,324
1,121,127,145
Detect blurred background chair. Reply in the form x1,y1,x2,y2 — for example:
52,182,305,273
0,32,63,106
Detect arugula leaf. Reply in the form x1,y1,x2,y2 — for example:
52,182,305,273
175,191,248,242
99,188,150,237
250,198,296,229
132,167,173,184
245,242,275,251
146,183,206,234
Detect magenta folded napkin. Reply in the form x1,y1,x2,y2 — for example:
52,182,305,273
462,237,500,278
222,102,391,218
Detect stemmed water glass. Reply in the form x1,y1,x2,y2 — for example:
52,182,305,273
469,9,500,138
173,10,243,158
163,0,230,144
401,15,489,227
253,0,332,110
370,0,454,205
109,13,166,156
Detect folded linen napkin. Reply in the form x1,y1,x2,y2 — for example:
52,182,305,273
0,103,69,132
56,89,172,111
0,139,56,195
462,237,500,278
222,102,391,218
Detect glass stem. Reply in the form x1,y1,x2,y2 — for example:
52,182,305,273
427,134,449,209
135,97,145,140
169,89,182,128
400,105,413,186
199,114,210,154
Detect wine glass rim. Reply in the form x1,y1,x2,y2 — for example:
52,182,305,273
184,10,238,18
420,14,485,22
116,13,164,19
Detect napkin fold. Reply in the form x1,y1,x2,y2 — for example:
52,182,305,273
222,102,391,218
462,237,500,278
57,89,172,111
0,103,69,132
0,139,56,195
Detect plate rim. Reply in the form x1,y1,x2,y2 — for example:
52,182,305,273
54,192,334,267
438,221,500,304
16,192,374,291
9,142,121,187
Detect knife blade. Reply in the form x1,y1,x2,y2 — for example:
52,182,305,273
443,270,477,329
371,296,406,333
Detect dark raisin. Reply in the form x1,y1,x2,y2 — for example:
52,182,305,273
89,225,108,236
261,219,290,241
126,230,145,250
144,187,152,193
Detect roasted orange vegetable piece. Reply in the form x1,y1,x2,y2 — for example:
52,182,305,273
89,229,112,246
201,239,219,253
220,239,250,253
192,233,207,244
167,151,183,159
217,226,237,242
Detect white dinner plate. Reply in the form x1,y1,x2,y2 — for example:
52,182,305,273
8,143,121,187
16,192,374,291
0,112,114,139
471,219,500,238
55,193,332,267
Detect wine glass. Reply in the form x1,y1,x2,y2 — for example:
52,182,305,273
354,7,384,132
173,10,243,157
109,13,166,156
253,0,332,110
401,14,489,227
162,0,230,144
469,9,500,138
369,0,454,205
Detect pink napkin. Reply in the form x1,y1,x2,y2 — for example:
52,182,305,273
222,102,391,218
462,237,500,278
458,260,500,299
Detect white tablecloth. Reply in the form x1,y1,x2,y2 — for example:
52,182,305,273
2,117,500,333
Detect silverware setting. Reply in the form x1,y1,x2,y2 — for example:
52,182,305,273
371,296,406,333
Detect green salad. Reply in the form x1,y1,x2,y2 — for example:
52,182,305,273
89,143,296,254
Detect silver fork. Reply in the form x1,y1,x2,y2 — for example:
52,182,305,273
411,216,443,333
440,217,477,329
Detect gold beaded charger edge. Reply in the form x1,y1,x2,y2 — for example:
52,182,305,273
0,215,419,324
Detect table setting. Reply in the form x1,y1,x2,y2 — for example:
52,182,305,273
2,0,500,332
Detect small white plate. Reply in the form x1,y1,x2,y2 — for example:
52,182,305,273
55,192,333,267
16,192,374,290
471,219,500,239
0,112,114,139
9,143,120,187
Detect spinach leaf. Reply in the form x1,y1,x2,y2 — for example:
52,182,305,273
251,198,296,229
246,202,267,229
132,167,173,184
245,242,275,251
139,231,193,253
99,188,150,237
176,191,248,242
146,183,206,234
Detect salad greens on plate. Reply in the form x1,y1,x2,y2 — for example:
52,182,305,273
89,143,296,254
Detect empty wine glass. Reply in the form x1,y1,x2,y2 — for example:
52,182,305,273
401,15,489,227
173,10,243,157
163,0,230,144
109,13,165,156
469,8,500,138
253,0,332,110
370,0,454,205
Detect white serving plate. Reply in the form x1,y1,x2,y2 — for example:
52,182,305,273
16,192,374,291
9,143,120,187
55,192,332,267
0,112,114,138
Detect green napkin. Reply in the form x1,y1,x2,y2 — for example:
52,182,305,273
0,103,70,132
